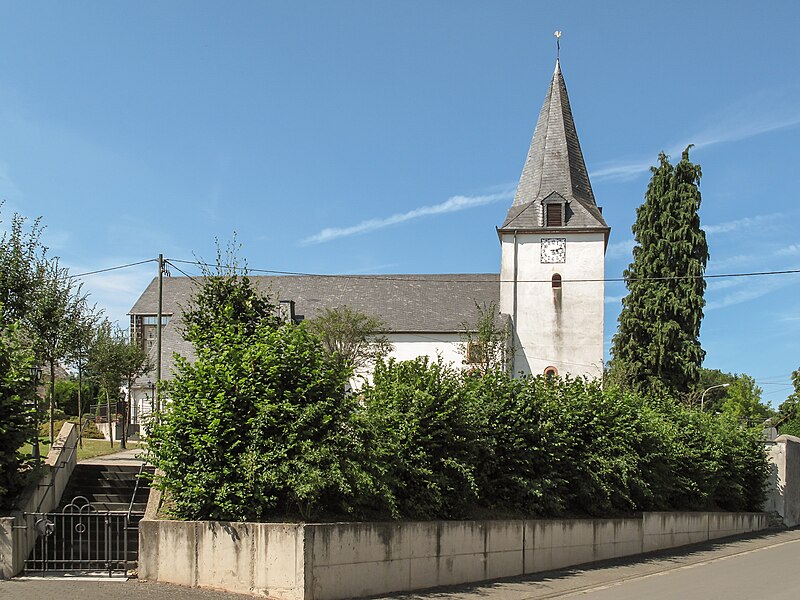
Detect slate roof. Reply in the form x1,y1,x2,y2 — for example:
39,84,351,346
130,273,500,333
133,318,194,388
130,273,500,385
500,60,609,232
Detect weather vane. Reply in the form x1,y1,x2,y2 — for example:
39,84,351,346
554,30,562,60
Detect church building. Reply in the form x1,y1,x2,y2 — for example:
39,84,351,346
127,58,609,422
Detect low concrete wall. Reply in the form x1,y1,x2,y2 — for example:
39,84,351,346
765,435,800,527
97,421,138,441
139,520,307,598
0,422,79,578
139,511,768,599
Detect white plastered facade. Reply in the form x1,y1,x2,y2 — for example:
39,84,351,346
499,231,605,379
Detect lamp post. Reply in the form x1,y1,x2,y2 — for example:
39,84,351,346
148,380,155,417
701,383,731,412
29,364,43,461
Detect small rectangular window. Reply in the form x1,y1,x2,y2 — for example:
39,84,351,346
466,341,484,364
143,315,171,326
546,203,562,227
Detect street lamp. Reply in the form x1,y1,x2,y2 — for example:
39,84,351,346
29,365,43,461
148,380,155,416
701,383,731,412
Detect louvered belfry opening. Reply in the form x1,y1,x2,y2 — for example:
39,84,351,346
546,203,562,227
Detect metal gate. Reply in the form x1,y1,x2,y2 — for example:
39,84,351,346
24,496,132,577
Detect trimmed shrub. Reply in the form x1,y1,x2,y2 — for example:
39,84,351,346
361,358,479,519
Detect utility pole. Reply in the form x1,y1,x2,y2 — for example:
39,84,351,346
77,346,83,449
155,254,164,419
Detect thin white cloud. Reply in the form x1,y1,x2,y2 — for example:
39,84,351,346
304,93,800,243
342,262,400,274
70,264,155,328
604,295,624,305
590,160,653,182
776,244,800,257
590,96,800,182
706,277,748,292
691,113,800,151
704,212,785,234
606,238,635,260
707,254,758,270
301,191,514,245
705,277,791,311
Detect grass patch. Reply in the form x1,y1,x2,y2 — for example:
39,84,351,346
20,438,142,462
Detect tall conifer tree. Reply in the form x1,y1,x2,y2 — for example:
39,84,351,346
609,147,708,396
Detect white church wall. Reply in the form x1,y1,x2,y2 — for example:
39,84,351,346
132,333,467,411
350,332,466,387
500,231,605,379
386,333,464,366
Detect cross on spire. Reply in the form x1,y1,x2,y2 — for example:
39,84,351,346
554,30,562,61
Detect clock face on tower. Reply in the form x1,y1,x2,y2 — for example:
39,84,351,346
541,238,566,263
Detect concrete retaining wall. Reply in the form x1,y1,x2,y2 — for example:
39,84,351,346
0,422,79,579
139,511,767,599
139,520,307,598
765,435,800,527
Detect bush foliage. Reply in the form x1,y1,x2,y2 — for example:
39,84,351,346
146,271,378,521
146,274,769,522
0,325,36,509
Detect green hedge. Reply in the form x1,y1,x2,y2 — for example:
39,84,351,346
359,360,767,520
148,349,768,522
143,272,767,521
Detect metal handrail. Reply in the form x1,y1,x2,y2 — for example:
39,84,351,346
126,462,147,523
34,417,93,513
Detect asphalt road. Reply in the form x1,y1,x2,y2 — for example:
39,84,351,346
2,528,799,600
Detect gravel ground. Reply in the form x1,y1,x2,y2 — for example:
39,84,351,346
0,578,252,600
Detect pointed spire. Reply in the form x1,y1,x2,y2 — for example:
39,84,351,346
501,59,606,230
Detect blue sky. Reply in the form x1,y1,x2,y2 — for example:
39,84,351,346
1,1,798,405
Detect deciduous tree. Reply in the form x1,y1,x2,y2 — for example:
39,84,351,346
0,322,36,509
87,321,129,448
778,368,800,436
0,208,47,327
118,335,152,448
306,305,392,375
27,257,93,442
147,252,374,521
458,301,511,375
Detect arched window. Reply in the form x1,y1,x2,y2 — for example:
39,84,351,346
552,273,562,289
544,366,558,383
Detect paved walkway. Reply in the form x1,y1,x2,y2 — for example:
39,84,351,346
79,447,147,466
2,528,799,600
0,579,249,600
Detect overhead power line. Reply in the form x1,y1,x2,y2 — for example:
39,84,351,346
163,259,201,284
69,258,157,279
166,258,800,284
61,255,800,285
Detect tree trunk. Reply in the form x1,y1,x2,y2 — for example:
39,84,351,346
49,360,55,444
77,362,83,449
121,376,129,449
106,389,114,448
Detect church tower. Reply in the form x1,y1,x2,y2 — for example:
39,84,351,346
498,59,610,378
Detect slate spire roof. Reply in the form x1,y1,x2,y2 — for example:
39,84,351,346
500,60,608,232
